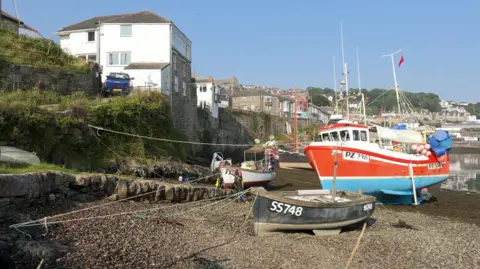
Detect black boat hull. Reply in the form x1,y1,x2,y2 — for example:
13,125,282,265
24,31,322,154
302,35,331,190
253,190,376,235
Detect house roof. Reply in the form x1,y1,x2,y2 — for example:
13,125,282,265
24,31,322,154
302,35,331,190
215,77,239,85
124,62,169,70
234,89,274,97
278,95,294,102
57,11,171,33
1,11,24,24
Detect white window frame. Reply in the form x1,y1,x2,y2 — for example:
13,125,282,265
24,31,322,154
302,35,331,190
120,24,132,37
107,52,131,66
174,76,178,92
182,81,186,96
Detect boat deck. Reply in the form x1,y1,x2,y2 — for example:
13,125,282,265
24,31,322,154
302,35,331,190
286,195,351,203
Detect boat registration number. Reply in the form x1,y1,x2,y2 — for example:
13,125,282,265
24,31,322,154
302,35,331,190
363,203,373,211
343,151,370,162
428,162,444,169
269,201,303,216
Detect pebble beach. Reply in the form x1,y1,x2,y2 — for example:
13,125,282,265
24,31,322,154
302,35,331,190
10,186,480,269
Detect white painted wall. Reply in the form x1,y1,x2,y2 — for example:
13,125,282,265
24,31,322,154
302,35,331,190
196,81,219,118
126,70,162,90
59,30,97,55
197,82,213,107
99,23,170,87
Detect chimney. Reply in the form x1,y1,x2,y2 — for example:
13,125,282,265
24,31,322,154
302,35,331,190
207,76,214,82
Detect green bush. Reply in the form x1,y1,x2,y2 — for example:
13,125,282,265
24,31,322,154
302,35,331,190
0,91,186,171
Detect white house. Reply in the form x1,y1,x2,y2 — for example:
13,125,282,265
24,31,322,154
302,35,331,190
195,76,220,119
55,11,192,96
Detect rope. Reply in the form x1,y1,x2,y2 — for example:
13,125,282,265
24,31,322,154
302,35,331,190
11,189,247,229
88,124,253,147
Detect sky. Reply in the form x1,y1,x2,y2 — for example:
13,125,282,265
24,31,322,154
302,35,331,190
2,0,480,101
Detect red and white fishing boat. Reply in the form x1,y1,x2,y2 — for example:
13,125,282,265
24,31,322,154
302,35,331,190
211,147,277,189
304,122,453,204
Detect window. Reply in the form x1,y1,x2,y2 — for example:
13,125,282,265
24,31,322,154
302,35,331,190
174,76,178,92
87,31,95,42
182,81,186,96
107,52,131,66
340,130,350,141
331,132,340,141
120,25,132,37
360,131,368,141
352,130,360,141
242,105,248,110
87,54,96,62
202,86,207,93
173,54,177,71
183,61,187,76
321,133,330,141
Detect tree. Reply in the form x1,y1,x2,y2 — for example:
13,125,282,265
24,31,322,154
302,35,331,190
306,85,445,115
311,94,331,107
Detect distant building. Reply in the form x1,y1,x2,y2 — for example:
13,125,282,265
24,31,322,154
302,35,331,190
195,76,220,119
1,10,42,38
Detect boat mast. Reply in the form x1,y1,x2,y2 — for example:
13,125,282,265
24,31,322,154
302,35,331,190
333,56,339,114
340,22,349,119
356,46,367,125
293,89,298,152
381,49,403,117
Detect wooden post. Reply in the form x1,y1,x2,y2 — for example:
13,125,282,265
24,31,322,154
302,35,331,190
332,149,338,202
293,89,298,152
409,162,418,205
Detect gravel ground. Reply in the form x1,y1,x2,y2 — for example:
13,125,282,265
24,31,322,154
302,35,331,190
12,192,480,269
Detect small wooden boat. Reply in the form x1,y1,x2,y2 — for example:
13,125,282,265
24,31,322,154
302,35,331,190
211,146,277,189
252,188,376,236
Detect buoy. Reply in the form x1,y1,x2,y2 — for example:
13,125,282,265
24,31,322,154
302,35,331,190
421,149,427,155
425,144,431,150
178,176,183,182
411,144,418,151
426,151,432,156
215,178,220,189
418,145,425,151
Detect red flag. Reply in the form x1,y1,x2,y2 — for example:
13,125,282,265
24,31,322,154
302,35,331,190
398,55,405,67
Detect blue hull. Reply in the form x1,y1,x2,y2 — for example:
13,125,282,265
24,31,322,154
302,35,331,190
321,176,449,205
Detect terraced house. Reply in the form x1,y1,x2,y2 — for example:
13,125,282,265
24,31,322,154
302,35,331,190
232,90,294,117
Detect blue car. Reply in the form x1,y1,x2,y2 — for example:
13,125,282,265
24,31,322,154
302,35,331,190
102,72,134,96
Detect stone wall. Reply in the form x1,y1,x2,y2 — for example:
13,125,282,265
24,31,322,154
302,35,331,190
0,60,96,94
0,172,232,219
195,108,312,163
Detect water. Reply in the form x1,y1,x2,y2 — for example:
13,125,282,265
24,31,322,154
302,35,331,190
441,153,480,193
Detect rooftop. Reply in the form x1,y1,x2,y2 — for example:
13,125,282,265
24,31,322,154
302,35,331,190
57,11,171,33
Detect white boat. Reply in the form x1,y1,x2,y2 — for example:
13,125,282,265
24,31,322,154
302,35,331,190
210,147,277,189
